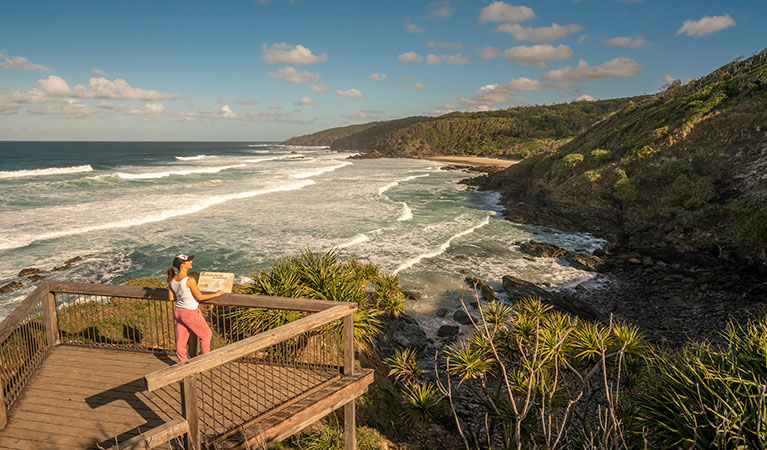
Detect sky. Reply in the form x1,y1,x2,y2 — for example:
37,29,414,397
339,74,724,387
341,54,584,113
0,0,764,141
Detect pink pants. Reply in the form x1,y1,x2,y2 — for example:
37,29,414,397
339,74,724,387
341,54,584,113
174,307,212,363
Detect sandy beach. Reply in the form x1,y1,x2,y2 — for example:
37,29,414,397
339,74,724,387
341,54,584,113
423,155,519,168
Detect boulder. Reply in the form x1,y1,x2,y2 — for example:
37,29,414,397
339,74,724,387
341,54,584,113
437,325,460,338
402,290,425,302
435,308,448,318
27,274,45,282
562,252,603,272
464,276,497,302
518,241,567,258
53,256,83,271
501,275,600,321
0,281,23,293
374,313,430,357
453,310,474,326
18,268,41,277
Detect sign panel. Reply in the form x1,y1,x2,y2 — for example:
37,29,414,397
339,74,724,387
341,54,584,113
197,271,235,294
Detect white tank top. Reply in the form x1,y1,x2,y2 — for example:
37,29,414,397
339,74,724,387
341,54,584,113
170,277,199,310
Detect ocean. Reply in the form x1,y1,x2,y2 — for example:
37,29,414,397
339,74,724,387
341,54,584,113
0,141,605,332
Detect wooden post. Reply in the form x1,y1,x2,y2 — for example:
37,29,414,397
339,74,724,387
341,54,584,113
43,289,60,348
0,367,6,430
343,312,356,450
181,375,201,450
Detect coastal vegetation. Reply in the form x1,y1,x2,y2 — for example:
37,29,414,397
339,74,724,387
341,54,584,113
284,98,640,159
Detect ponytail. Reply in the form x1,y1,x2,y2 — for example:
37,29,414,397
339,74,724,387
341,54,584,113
167,266,176,283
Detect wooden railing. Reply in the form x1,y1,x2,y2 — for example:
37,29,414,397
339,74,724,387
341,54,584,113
0,281,360,449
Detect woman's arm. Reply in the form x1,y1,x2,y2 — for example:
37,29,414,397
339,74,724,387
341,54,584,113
168,286,175,302
186,277,224,301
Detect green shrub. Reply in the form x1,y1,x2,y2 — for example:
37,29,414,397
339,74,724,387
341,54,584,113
631,317,767,449
583,170,601,182
591,148,610,161
374,272,405,317
614,177,637,201
658,159,693,183
562,153,584,167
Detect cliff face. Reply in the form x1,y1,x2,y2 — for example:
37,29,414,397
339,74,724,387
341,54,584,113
483,50,767,263
284,98,640,159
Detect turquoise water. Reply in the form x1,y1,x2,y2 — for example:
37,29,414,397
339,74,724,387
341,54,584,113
0,142,604,332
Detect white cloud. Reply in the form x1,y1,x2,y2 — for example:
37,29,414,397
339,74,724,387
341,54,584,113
0,53,54,72
370,73,388,80
496,23,582,42
505,77,572,91
0,103,22,115
294,96,315,105
398,52,424,63
577,35,587,43
269,66,323,83
427,0,453,18
542,57,642,81
344,109,384,120
28,99,93,117
218,105,238,119
426,53,469,65
311,84,329,93
479,2,535,23
234,99,259,105
262,43,327,64
337,88,365,100
91,69,105,76
406,83,425,89
459,83,522,110
268,103,281,109
502,44,573,67
427,40,468,49
39,75,72,96
574,94,596,102
405,19,425,34
426,103,458,116
676,14,735,37
480,46,504,60
36,76,183,100
426,54,442,65
603,35,649,48
128,102,167,120
664,74,677,84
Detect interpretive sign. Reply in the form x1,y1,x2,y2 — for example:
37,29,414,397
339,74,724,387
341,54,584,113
198,271,235,293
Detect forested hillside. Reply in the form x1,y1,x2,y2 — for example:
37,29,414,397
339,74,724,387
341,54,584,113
284,97,642,159
483,50,767,262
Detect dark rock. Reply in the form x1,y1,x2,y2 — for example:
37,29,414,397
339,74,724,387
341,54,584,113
18,268,42,277
464,276,497,302
562,252,603,272
53,256,83,271
453,310,474,325
519,241,567,258
593,248,606,257
0,281,23,293
501,275,600,321
402,290,425,302
437,325,460,338
27,274,45,281
469,302,479,309
435,308,448,318
374,313,430,357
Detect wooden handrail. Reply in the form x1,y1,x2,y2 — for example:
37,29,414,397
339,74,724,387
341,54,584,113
47,281,344,312
144,303,356,392
0,282,50,344
108,417,189,450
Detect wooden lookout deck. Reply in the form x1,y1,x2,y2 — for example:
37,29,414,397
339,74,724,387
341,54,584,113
0,282,373,449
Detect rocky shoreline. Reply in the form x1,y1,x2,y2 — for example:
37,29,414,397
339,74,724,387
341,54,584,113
469,176,767,347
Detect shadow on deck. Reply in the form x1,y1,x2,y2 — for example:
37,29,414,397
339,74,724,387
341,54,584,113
0,282,372,449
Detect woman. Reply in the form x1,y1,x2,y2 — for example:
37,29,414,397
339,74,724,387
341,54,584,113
167,254,223,363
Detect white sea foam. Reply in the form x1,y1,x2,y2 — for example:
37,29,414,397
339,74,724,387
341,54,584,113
0,180,315,252
377,174,429,195
397,203,413,221
290,161,352,179
338,234,370,249
244,157,280,163
114,164,246,180
248,150,271,154
393,216,491,274
248,144,273,148
0,165,94,179
175,155,213,161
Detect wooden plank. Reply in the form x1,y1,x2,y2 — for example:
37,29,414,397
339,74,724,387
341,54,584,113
0,282,49,343
343,312,354,376
108,417,189,450
182,376,201,450
145,304,355,392
43,291,60,347
48,281,348,312
240,369,373,449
